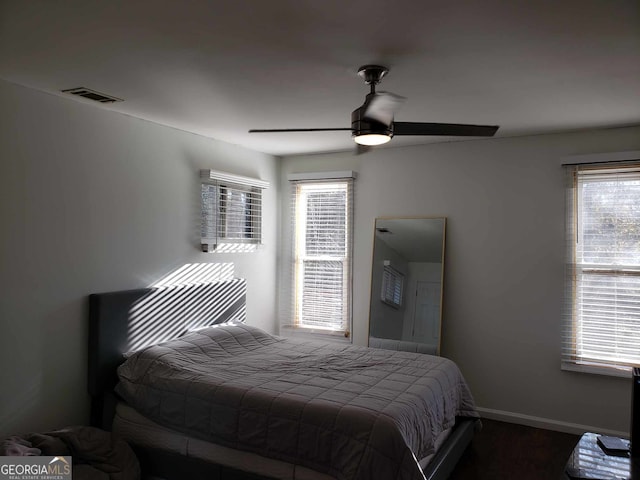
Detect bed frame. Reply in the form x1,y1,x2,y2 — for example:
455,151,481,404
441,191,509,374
87,279,478,480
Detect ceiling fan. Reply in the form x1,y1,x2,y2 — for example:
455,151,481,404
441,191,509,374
249,65,499,151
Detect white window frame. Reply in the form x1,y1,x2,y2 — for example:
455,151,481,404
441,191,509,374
562,151,640,377
200,170,269,252
287,171,355,340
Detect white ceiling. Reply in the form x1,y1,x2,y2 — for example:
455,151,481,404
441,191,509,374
375,218,445,263
1,0,638,156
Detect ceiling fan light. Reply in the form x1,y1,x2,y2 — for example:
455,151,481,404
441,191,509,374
354,133,391,146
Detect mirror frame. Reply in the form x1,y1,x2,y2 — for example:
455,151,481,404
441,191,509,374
367,216,447,355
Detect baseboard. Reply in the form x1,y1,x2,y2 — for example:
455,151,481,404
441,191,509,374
476,406,628,438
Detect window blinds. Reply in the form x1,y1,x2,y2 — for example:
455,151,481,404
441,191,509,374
288,173,354,336
563,162,640,374
200,170,268,252
381,263,404,308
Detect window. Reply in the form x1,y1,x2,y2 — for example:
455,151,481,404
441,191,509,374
288,172,355,338
200,170,268,252
381,263,404,308
563,161,640,375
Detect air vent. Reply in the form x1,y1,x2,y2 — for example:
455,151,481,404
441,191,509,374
61,87,123,104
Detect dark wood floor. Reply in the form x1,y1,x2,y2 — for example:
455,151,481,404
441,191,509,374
449,418,580,480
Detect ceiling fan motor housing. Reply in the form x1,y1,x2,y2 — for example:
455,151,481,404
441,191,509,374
351,105,393,139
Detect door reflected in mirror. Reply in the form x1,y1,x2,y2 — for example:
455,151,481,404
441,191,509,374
368,217,446,355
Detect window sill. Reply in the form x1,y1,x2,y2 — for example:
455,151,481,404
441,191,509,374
561,361,632,378
279,326,352,344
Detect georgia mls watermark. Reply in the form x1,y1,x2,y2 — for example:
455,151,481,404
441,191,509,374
0,456,71,480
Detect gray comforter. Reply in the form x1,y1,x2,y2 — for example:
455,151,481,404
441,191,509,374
115,323,477,480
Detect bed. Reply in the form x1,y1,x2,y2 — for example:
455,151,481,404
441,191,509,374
88,279,480,480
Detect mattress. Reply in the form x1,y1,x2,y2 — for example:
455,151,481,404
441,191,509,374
115,322,477,480
112,402,452,480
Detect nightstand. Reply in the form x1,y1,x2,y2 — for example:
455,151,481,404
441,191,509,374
565,432,637,479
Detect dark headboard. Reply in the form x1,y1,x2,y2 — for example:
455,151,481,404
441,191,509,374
87,278,246,428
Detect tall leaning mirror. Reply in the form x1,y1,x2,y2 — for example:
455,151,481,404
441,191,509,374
368,217,446,355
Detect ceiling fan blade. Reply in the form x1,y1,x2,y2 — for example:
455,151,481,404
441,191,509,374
249,128,351,133
363,92,406,127
393,122,499,137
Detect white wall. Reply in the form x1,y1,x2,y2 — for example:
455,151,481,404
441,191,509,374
0,79,279,437
280,125,640,434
